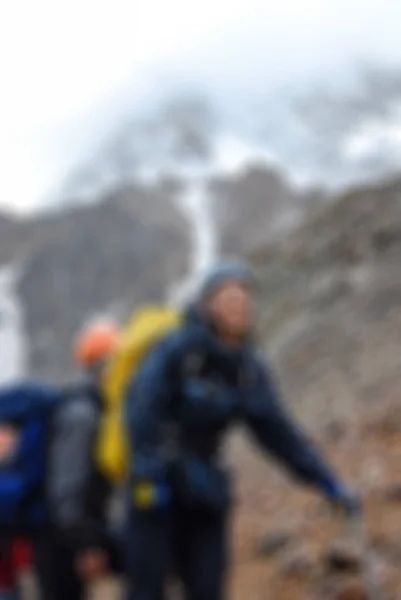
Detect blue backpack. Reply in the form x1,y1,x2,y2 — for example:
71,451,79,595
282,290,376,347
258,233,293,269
0,416,48,529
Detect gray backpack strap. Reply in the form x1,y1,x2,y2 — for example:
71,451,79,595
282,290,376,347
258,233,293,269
181,349,205,379
238,359,258,389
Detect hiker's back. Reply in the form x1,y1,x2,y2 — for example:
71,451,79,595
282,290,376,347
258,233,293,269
0,383,56,534
33,379,121,600
46,381,111,529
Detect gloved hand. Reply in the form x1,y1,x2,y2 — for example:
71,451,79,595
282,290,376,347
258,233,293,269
322,480,362,518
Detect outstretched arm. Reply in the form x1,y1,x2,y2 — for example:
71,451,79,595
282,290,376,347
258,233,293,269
243,358,347,498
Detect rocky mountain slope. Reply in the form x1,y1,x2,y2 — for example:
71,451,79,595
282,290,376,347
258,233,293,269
254,174,401,423
210,163,316,254
0,182,190,380
0,164,309,381
227,174,401,599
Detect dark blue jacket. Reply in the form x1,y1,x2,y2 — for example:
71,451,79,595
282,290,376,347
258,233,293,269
0,381,111,548
0,382,60,531
0,382,60,423
125,312,341,512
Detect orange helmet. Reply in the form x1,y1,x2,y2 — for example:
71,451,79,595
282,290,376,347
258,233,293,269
74,320,121,368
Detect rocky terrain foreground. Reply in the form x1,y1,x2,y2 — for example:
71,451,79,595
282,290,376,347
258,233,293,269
228,421,400,599
22,416,401,599
92,400,401,599
226,177,401,599
78,419,401,599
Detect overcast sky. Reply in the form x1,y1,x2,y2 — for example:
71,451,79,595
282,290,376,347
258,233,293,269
1,0,401,213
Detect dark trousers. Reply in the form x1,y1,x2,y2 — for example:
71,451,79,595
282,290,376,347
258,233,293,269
125,506,229,600
33,534,83,600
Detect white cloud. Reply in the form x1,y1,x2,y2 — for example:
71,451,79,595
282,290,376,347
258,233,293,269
1,0,401,212
344,111,401,161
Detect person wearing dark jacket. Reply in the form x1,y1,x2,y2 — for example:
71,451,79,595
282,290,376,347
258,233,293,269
0,320,121,600
124,259,361,600
33,385,112,600
0,381,59,600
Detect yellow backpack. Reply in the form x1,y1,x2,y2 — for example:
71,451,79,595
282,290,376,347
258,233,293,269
96,305,183,484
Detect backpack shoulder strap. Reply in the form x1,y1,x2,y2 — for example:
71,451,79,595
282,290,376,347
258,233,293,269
238,354,261,390
181,349,205,379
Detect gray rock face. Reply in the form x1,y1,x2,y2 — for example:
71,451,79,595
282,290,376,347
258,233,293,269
210,164,308,254
4,165,401,389
0,164,308,381
1,183,190,381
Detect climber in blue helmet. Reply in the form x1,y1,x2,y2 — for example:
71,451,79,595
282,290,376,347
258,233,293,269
124,258,361,600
